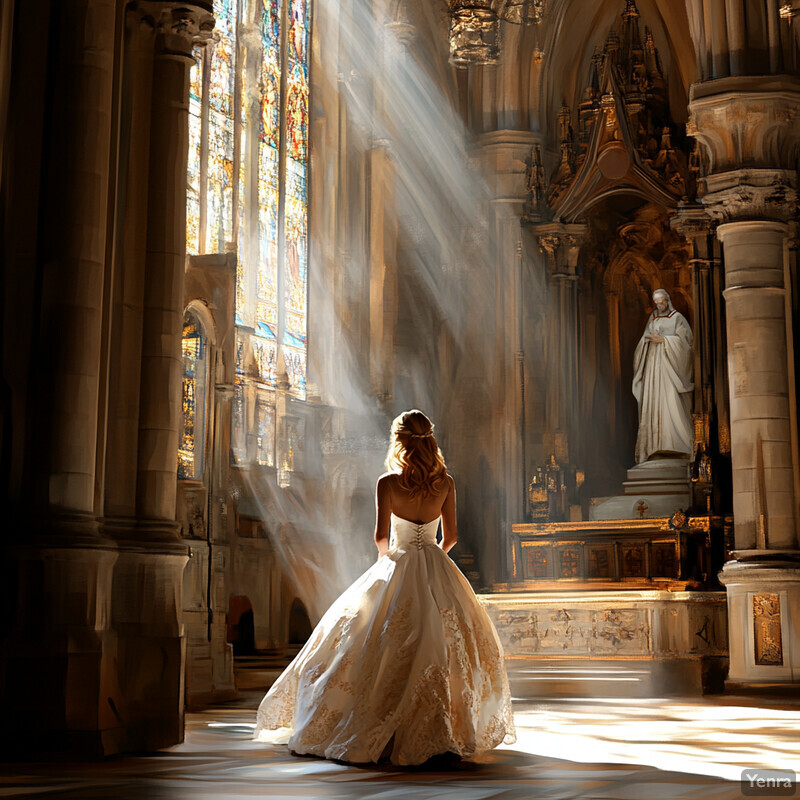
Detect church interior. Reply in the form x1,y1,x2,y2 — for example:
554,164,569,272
1,0,800,795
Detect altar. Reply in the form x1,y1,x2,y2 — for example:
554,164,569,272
505,515,710,590
484,515,729,697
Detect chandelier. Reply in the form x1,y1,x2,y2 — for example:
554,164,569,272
448,0,500,67
449,0,548,67
498,0,547,25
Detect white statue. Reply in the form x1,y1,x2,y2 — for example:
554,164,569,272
632,289,694,463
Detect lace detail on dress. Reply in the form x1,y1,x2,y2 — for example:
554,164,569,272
254,538,515,764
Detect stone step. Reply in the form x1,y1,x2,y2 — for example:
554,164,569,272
505,657,725,699
233,649,300,691
626,458,689,483
623,478,690,495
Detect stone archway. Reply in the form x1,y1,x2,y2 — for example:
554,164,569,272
228,595,256,656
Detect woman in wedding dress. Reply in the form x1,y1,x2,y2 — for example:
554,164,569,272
254,409,516,766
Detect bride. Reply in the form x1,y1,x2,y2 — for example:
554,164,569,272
254,409,516,765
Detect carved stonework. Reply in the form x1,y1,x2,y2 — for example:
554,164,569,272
523,145,548,222
494,606,652,656
545,0,688,222
688,88,800,176
753,593,784,666
533,222,587,279
702,171,798,224
131,2,216,52
670,202,713,240
688,86,800,222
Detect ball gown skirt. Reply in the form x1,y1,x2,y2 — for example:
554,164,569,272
254,514,516,766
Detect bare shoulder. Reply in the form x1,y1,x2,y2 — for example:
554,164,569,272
376,472,396,492
444,473,456,495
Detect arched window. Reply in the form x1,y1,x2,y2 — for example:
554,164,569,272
187,0,311,399
178,311,209,480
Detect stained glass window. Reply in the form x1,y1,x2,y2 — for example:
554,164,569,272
187,0,310,400
187,45,204,255
256,0,281,346
178,312,208,479
282,0,309,394
206,0,237,254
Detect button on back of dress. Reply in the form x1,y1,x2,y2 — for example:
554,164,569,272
414,523,424,549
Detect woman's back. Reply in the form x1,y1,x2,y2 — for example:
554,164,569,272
383,472,453,523
374,410,457,554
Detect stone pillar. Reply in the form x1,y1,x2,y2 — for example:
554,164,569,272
689,78,800,687
137,4,214,528
101,7,156,521
367,140,397,402
474,130,538,580
34,0,116,519
534,222,586,466
717,221,796,550
110,2,214,750
671,204,731,513
366,10,413,403
0,0,122,759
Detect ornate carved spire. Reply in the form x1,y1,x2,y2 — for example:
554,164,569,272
622,0,639,19
548,104,575,199
523,145,549,222
545,0,688,218
644,27,662,80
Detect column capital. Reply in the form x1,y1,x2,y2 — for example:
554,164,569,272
670,202,714,240
688,82,800,174
531,221,587,278
688,84,800,223
384,0,415,49
702,170,797,224
129,2,216,54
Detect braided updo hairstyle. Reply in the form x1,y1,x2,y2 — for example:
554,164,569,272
385,409,448,499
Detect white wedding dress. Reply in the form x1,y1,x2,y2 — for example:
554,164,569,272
254,513,516,765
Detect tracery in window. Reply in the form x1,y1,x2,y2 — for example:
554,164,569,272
206,0,237,254
282,0,309,393
187,0,310,400
187,46,204,255
179,312,208,480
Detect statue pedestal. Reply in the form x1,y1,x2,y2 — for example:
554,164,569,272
719,552,800,688
590,458,691,521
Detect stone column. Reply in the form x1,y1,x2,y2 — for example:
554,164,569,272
689,78,800,686
367,139,397,402
474,130,538,580
1,0,122,759
366,11,412,403
717,220,796,549
534,222,586,467
137,4,214,529
671,204,731,512
34,0,116,521
102,7,157,521
110,2,214,753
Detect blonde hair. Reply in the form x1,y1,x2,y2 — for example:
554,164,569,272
385,409,448,499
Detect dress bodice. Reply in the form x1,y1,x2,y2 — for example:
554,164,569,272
390,513,440,550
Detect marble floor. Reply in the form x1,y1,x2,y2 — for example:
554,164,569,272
1,692,798,799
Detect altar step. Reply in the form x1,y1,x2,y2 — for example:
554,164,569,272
233,648,301,691
590,457,691,520
505,657,726,699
